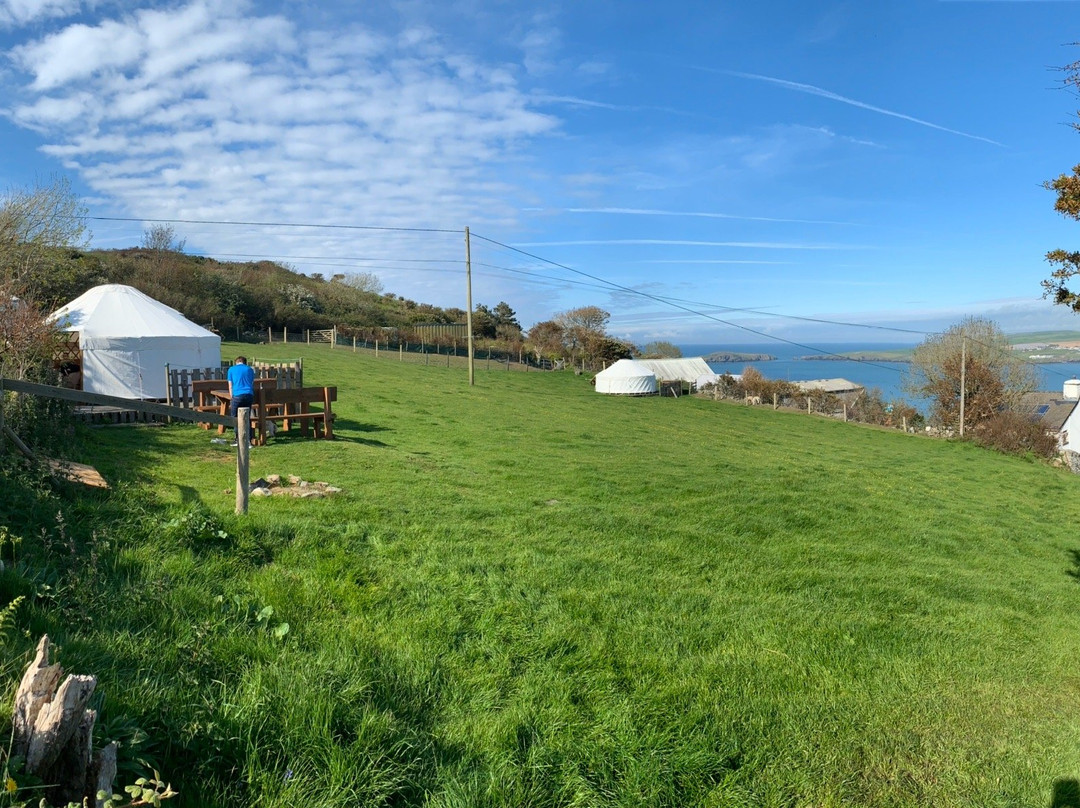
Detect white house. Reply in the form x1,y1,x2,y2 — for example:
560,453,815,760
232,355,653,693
1021,379,1080,452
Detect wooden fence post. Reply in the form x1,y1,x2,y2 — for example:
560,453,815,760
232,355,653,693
284,326,288,344
236,407,250,515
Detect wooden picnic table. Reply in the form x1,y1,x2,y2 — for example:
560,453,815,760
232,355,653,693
212,386,337,444
254,386,336,444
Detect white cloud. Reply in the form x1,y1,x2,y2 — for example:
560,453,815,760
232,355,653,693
13,19,145,90
0,0,82,28
3,0,559,306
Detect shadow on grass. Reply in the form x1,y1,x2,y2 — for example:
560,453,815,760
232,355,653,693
1051,778,1080,808
334,418,390,434
177,484,202,505
261,432,391,449
1066,550,1080,583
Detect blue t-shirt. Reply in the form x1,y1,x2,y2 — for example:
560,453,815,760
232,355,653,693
227,363,255,397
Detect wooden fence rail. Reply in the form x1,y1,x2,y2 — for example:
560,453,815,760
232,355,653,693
1,378,232,427
1,377,254,513
165,360,303,409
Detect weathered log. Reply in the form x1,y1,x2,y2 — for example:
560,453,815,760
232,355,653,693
49,707,95,806
12,635,109,807
91,741,118,808
26,673,97,773
13,635,63,759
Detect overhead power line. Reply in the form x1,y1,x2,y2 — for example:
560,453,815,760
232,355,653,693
470,231,906,372
470,231,1080,383
80,212,1076,383
87,215,458,234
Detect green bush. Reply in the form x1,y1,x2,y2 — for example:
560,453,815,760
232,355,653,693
971,411,1059,458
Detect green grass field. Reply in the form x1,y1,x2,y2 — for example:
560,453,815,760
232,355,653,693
6,343,1080,807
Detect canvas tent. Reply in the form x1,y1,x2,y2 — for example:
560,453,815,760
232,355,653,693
594,359,658,396
50,284,221,399
635,357,712,384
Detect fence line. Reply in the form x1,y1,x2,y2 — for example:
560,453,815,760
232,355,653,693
1,377,256,513
165,361,303,408
0,378,233,427
250,325,558,371
331,333,554,372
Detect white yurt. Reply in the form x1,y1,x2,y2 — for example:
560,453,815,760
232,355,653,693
594,359,658,396
50,285,221,399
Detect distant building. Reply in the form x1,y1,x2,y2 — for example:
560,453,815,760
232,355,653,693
411,323,468,341
1019,378,1080,452
792,378,864,396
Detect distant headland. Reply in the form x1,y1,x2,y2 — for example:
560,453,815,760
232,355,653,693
799,352,912,362
703,352,776,362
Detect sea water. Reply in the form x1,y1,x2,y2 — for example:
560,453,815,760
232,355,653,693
680,342,1080,404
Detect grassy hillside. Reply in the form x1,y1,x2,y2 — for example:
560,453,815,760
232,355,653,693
1008,330,1080,344
831,331,1080,362
25,247,476,335
5,345,1080,807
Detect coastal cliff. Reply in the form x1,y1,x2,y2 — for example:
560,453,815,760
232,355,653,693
704,352,776,362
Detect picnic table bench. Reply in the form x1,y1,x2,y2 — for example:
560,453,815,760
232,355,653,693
198,383,336,445
193,378,276,431
254,386,336,445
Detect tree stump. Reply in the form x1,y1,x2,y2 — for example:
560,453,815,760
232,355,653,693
12,636,118,808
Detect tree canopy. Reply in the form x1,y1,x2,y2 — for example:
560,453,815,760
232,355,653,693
903,317,1037,431
1042,53,1080,309
640,341,683,358
0,176,89,300
526,306,634,368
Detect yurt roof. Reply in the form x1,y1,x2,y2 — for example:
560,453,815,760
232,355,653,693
596,359,657,378
50,284,217,340
634,357,712,382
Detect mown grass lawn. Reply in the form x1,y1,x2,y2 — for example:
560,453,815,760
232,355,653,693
5,342,1080,807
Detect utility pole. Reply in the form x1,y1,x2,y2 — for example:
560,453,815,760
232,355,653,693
959,337,966,438
465,227,475,386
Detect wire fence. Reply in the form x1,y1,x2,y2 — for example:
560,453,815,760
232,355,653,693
254,325,556,371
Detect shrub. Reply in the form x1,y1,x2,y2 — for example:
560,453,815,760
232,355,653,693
971,411,1059,459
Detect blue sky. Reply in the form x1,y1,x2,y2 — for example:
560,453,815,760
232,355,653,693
2,0,1080,345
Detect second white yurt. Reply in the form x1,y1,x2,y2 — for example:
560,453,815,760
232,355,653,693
594,359,658,396
50,284,221,399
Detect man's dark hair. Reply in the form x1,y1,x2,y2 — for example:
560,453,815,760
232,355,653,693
235,356,247,364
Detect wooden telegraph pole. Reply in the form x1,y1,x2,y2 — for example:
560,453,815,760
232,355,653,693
959,337,966,438
465,227,475,386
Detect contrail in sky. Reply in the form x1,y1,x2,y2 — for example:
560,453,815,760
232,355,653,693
563,206,856,226
718,69,1005,146
513,239,867,249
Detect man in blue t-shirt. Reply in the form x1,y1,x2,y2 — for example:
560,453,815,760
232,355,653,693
227,355,256,446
